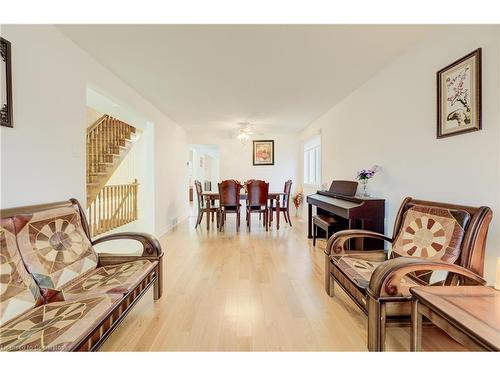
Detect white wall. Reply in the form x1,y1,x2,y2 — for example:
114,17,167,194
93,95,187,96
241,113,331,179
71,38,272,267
300,25,500,283
188,132,299,193
0,25,188,237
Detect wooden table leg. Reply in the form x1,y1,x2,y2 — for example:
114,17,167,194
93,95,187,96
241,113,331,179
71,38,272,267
269,198,274,225
410,300,422,351
206,196,211,230
307,203,312,238
276,198,280,230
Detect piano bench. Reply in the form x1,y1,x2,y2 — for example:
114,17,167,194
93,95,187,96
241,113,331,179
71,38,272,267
312,215,340,247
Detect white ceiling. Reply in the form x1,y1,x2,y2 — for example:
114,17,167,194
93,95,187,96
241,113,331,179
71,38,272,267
59,25,435,132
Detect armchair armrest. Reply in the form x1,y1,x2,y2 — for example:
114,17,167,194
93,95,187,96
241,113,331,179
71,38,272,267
92,232,164,300
325,229,393,256
367,257,486,299
92,232,163,257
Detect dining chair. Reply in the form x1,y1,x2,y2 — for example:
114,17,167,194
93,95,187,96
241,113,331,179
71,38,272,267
270,179,293,227
217,179,242,232
246,180,269,232
244,180,263,221
194,180,218,229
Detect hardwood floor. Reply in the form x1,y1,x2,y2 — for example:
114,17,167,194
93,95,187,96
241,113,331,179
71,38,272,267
100,213,465,351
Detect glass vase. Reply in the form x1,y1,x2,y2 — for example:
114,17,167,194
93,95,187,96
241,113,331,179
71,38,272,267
359,179,369,197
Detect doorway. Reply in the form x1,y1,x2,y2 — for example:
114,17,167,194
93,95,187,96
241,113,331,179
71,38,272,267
86,86,156,253
188,144,220,215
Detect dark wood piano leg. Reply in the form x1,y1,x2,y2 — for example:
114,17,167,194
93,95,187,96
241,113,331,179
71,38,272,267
308,203,313,238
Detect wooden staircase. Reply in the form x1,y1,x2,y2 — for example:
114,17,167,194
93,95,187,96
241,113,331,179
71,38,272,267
86,114,139,236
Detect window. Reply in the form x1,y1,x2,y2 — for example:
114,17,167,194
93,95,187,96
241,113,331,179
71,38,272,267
303,135,321,186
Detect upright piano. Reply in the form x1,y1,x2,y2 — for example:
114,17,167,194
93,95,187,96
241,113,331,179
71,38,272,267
306,180,385,249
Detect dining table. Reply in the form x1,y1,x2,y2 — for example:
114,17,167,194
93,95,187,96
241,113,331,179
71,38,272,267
201,192,287,230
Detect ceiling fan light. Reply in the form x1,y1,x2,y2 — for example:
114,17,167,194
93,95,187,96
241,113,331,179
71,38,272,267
236,132,250,141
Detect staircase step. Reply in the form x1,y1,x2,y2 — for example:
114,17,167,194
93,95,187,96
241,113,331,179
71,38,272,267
89,157,114,164
87,173,108,183
105,145,128,156
86,116,139,205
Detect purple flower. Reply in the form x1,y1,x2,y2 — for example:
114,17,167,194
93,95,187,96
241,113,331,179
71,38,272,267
356,168,376,181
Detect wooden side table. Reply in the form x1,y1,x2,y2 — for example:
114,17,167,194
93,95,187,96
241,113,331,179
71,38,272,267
410,286,500,351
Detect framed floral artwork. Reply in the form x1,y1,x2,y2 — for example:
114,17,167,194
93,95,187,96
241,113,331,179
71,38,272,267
437,48,481,138
253,140,274,166
1,37,13,128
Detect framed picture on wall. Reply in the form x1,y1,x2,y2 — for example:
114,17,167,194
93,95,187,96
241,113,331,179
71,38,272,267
1,37,13,128
253,140,274,166
437,48,481,138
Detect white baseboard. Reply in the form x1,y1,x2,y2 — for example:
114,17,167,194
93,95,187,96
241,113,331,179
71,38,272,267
156,213,189,238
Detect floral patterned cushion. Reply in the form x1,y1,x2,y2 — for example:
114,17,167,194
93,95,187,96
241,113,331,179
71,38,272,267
332,256,381,289
14,205,98,301
0,218,44,325
61,260,157,300
331,256,420,290
0,295,120,351
392,205,470,263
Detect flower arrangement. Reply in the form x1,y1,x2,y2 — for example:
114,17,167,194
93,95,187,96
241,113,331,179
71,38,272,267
293,192,303,208
356,166,379,197
293,187,304,215
356,168,376,181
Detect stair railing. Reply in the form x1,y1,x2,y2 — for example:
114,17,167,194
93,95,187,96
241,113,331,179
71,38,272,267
88,179,139,237
86,115,136,184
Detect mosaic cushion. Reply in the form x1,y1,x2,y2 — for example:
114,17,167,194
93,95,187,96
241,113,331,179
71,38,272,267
15,206,98,301
332,256,381,289
332,256,419,290
0,218,44,326
0,295,120,351
392,205,469,263
61,260,157,300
